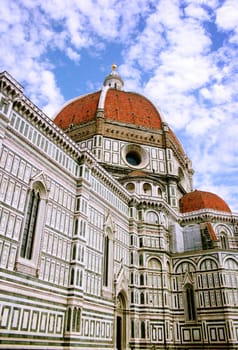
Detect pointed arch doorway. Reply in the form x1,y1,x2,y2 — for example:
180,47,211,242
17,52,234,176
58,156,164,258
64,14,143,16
116,292,127,350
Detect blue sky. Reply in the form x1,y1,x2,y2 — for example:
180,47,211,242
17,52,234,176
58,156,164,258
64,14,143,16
0,0,238,211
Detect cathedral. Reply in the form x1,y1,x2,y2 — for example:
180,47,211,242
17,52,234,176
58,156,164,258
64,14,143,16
0,65,238,350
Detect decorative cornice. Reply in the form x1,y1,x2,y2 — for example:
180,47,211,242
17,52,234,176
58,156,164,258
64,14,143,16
179,208,237,224
0,71,83,161
0,70,24,98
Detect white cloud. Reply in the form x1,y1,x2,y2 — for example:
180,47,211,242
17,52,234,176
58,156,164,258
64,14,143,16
216,0,238,43
66,48,81,62
216,0,238,30
184,3,211,20
0,0,153,114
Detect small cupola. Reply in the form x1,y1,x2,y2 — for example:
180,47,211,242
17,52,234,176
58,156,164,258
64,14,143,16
103,64,124,90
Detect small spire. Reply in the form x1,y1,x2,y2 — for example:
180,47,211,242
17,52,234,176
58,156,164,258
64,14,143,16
103,64,124,90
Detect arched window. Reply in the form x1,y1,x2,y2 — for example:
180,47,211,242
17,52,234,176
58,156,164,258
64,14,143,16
102,226,114,292
79,271,83,286
143,183,152,195
147,258,162,289
140,292,145,304
175,261,195,274
131,320,135,338
70,267,75,285
146,211,158,224
140,274,144,286
148,258,161,270
130,235,134,246
66,307,71,332
76,308,81,332
72,307,77,331
76,269,80,285
139,254,144,266
184,284,196,321
199,258,218,271
160,213,167,228
72,244,76,260
103,235,109,286
17,179,48,276
141,321,146,338
130,252,134,265
131,291,134,303
220,234,228,249
74,218,78,235
81,247,84,262
20,189,40,259
80,220,83,235
224,258,238,270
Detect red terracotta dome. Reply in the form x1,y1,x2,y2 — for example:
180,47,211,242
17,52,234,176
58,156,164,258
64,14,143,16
104,90,163,129
179,190,231,213
53,66,185,156
54,89,163,130
54,91,101,129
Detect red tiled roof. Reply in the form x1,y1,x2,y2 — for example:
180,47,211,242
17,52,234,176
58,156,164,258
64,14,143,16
54,91,101,129
104,90,163,129
53,88,185,155
54,89,163,130
206,222,217,240
168,127,185,156
179,190,231,213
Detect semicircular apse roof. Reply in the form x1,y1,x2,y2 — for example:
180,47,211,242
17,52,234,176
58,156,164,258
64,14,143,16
179,190,231,213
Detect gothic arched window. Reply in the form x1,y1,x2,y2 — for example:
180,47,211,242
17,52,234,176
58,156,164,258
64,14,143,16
220,233,228,249
141,321,146,338
140,274,144,286
103,235,109,286
67,308,71,331
139,254,144,266
72,243,76,260
20,189,40,259
70,267,75,285
140,292,145,304
74,218,78,236
131,320,135,338
17,179,48,276
184,284,196,321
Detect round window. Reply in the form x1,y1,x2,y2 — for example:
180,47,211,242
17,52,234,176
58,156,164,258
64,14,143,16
126,151,141,166
126,183,135,192
122,144,149,169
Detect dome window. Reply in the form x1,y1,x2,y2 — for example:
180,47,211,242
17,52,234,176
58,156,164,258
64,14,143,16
143,183,152,195
122,144,149,169
126,150,141,166
126,183,135,192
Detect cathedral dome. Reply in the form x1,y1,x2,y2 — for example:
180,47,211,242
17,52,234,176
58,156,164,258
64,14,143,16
179,190,231,213
54,87,163,130
54,65,185,156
